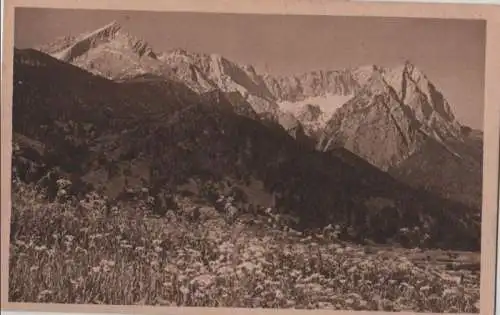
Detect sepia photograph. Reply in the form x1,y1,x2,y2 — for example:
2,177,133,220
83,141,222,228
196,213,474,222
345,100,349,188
1,2,499,315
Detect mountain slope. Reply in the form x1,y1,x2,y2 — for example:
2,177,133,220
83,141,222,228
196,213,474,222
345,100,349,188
32,21,483,210
314,63,482,208
317,76,428,171
388,130,483,209
11,48,481,251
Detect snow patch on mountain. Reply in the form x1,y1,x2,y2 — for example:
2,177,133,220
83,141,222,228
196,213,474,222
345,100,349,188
275,93,354,136
279,93,354,120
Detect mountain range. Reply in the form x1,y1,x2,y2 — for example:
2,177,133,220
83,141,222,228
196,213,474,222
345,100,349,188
11,21,483,250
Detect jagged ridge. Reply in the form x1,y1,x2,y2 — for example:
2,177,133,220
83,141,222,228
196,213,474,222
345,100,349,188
31,21,483,209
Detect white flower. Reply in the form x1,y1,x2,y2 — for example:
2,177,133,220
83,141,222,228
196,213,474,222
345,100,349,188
443,288,458,296
419,285,431,292
179,286,190,295
226,205,238,217
275,289,284,299
192,274,215,287
56,178,71,188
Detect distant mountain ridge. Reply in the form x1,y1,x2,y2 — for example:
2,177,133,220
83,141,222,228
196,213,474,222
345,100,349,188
11,47,481,251
33,21,483,209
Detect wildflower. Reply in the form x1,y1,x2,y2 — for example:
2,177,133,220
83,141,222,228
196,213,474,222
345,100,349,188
179,286,190,295
150,260,159,267
345,298,354,305
192,274,215,287
15,240,26,247
89,233,104,240
164,264,178,273
70,276,84,285
38,290,53,296
166,210,177,220
443,288,458,296
75,246,88,254
152,239,162,245
56,179,71,188
317,302,334,309
275,289,284,299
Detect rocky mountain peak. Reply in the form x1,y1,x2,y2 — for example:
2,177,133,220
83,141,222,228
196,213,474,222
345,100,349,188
34,23,467,168
350,64,379,86
403,59,415,71
35,21,164,80
97,20,123,37
38,21,157,63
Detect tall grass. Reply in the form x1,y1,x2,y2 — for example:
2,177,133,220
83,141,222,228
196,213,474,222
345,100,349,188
9,179,480,312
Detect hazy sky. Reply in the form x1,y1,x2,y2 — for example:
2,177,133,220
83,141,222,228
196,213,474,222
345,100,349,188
14,8,486,129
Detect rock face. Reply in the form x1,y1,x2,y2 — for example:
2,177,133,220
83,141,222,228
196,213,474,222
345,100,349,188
33,21,483,208
37,21,162,79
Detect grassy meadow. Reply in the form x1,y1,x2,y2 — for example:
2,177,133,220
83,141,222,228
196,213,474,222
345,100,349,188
8,178,480,312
